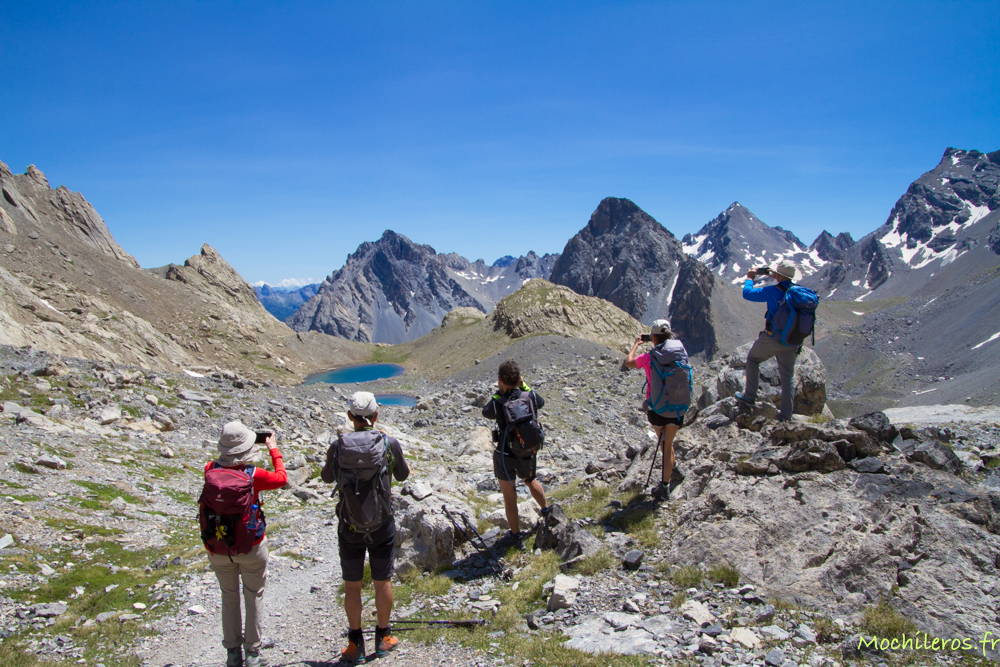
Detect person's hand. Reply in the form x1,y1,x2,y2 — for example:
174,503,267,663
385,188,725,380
747,269,757,280
633,336,643,347
265,433,277,449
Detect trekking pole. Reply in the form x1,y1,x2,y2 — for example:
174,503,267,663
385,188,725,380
442,505,506,578
644,429,665,488
392,619,489,628
461,511,513,581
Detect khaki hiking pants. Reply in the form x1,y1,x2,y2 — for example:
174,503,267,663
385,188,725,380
208,537,269,653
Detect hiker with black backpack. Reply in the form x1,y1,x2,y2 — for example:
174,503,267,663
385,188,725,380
625,319,692,501
482,359,550,551
734,261,819,422
201,421,287,667
320,391,409,665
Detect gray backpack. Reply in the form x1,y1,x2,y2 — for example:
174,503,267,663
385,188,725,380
332,431,393,539
646,340,693,419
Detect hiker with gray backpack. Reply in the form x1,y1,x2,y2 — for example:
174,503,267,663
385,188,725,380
321,391,409,664
734,261,819,422
626,319,693,501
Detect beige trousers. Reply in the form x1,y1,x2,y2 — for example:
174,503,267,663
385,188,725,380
207,537,269,653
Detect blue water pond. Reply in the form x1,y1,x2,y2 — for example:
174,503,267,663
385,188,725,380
374,394,418,407
304,363,405,385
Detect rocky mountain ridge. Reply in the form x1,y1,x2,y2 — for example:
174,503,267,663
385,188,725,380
549,197,758,358
253,283,320,321
681,202,833,285
0,160,368,382
287,230,558,344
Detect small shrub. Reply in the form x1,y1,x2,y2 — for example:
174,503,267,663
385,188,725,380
672,566,702,588
813,615,837,643
669,591,687,608
707,563,740,588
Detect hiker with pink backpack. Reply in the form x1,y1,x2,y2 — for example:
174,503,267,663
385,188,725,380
199,421,287,667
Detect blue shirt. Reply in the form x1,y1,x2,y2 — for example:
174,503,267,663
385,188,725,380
742,279,793,319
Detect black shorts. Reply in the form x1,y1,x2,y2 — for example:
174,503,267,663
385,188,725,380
647,410,684,428
338,519,396,582
493,449,537,484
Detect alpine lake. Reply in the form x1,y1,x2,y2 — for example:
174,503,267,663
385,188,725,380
303,363,417,407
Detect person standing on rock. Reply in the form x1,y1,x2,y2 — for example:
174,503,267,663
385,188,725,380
204,421,287,667
735,261,800,422
483,359,550,550
321,391,409,664
626,320,691,500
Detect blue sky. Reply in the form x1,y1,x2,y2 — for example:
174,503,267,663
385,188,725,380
2,1,997,286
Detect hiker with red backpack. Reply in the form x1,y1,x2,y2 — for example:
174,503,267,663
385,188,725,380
735,261,819,422
200,421,287,667
482,359,550,551
626,319,692,501
321,391,409,665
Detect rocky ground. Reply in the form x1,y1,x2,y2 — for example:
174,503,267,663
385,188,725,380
2,336,1000,667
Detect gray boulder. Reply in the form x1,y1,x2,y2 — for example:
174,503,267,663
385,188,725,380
535,504,603,564
394,494,474,575
776,440,846,473
849,411,898,444
717,342,827,416
907,441,962,474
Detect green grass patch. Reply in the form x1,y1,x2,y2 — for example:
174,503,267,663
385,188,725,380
366,346,412,364
672,565,703,588
806,414,832,424
12,462,40,475
860,600,919,639
563,486,612,522
71,480,142,505
707,563,740,588
984,457,1000,470
813,615,837,643
570,549,614,575
43,517,123,537
607,493,658,548
0,479,26,489
669,591,687,608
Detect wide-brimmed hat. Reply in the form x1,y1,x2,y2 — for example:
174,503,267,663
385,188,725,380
771,261,797,280
650,319,673,336
216,421,259,466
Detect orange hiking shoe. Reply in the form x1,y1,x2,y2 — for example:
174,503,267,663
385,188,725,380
340,638,366,664
375,627,399,657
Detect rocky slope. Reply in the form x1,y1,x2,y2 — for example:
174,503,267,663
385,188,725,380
681,202,833,285
550,197,758,358
252,282,320,321
287,230,557,344
0,160,369,382
2,339,999,666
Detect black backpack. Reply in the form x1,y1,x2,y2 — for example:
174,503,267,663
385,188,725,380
501,390,544,458
332,431,394,540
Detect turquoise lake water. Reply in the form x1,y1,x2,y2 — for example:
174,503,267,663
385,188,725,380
374,394,418,407
304,363,405,385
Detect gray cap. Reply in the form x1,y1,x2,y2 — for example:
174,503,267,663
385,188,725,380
650,319,672,336
349,391,379,418
216,421,259,466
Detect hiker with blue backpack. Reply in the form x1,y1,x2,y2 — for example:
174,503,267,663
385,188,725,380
626,319,693,501
734,261,819,422
200,421,287,667
320,391,409,665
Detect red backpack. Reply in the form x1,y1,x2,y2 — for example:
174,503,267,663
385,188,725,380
199,464,263,557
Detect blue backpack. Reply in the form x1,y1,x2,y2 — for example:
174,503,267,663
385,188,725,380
646,340,693,419
768,284,819,347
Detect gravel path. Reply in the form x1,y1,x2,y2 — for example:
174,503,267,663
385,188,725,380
142,527,493,667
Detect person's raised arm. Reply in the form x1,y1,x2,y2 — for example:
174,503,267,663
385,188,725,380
253,433,287,489
743,269,770,302
625,336,643,369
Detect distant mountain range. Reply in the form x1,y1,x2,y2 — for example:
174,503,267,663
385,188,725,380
254,283,320,321
286,230,557,344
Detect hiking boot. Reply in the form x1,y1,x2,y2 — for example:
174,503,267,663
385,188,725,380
650,481,669,501
540,506,552,517
510,531,527,551
244,651,267,667
226,647,243,667
374,627,399,657
734,392,756,407
339,638,366,664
